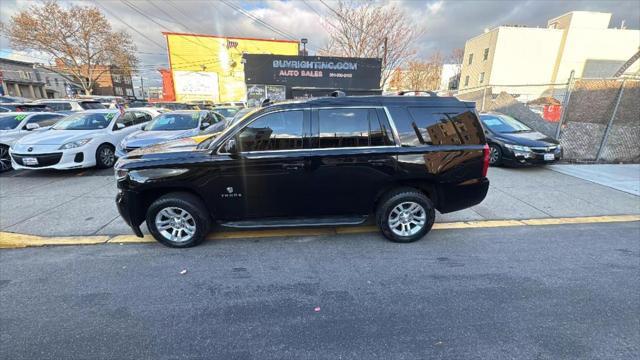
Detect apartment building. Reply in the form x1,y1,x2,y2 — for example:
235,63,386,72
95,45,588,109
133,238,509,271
458,11,640,100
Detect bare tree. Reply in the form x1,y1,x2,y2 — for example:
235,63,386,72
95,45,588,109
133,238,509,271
1,0,138,95
320,1,422,88
388,52,443,91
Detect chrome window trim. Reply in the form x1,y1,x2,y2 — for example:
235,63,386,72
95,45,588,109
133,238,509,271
239,145,399,156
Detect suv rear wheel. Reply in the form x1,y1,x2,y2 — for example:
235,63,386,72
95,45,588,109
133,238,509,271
376,188,435,243
146,192,211,248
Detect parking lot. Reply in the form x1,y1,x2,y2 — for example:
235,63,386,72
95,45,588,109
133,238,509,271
1,165,638,239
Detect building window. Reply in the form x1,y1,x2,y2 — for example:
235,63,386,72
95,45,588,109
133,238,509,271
45,77,51,86
468,53,473,65
113,74,122,83
54,78,59,86
125,88,134,96
483,48,489,61
124,77,131,85
479,72,485,84
114,86,123,95
464,75,469,87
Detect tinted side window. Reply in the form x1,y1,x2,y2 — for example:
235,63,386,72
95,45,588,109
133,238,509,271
318,109,369,148
389,106,483,146
134,111,152,124
115,112,136,128
238,111,304,152
370,110,395,146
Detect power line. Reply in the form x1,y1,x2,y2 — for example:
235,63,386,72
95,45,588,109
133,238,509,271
92,0,166,51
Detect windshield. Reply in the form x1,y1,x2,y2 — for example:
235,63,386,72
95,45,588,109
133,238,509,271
481,114,532,133
0,114,27,130
196,107,258,150
214,108,240,118
145,113,200,131
52,112,115,130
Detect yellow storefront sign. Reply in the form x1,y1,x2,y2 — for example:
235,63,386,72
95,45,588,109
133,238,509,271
165,32,299,103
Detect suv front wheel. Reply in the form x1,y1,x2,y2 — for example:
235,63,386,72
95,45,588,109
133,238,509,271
146,192,211,248
376,188,435,243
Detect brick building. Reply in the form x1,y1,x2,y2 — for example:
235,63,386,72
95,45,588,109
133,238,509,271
54,60,135,97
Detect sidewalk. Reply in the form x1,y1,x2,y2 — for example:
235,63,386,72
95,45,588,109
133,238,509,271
548,164,640,196
1,166,638,237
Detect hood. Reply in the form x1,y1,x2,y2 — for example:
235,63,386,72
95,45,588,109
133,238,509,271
493,131,559,147
16,129,100,146
127,134,215,157
123,128,199,148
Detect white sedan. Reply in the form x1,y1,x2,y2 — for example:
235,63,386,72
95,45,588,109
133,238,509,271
10,108,160,170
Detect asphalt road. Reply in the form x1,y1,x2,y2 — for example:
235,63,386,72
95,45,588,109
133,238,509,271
1,221,638,359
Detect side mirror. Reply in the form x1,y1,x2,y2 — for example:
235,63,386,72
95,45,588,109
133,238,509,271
224,138,238,154
115,122,125,130
201,122,210,129
25,123,40,131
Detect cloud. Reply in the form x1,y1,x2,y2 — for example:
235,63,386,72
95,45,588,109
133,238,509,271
1,0,638,88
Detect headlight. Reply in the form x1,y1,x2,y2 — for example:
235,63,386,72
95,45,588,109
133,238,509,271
115,168,128,180
504,144,531,152
59,138,92,150
129,168,188,183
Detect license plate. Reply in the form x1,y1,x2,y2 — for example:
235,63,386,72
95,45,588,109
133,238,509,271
23,157,39,166
544,153,555,161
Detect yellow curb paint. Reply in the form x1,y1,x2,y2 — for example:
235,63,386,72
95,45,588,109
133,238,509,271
0,232,108,249
0,214,638,249
521,215,640,226
335,225,378,234
108,235,155,243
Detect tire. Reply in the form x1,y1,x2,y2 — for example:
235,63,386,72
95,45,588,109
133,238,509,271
146,192,211,248
95,143,116,169
376,187,435,243
489,144,502,166
0,145,12,172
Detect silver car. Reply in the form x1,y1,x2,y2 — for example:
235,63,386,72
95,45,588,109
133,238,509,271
0,112,66,171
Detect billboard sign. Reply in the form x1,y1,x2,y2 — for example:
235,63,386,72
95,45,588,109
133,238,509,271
173,71,219,102
244,55,382,90
165,33,299,102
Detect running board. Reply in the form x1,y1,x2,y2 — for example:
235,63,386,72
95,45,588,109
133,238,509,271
220,216,368,229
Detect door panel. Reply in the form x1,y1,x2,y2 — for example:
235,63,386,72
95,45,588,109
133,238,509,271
205,109,312,219
306,107,397,215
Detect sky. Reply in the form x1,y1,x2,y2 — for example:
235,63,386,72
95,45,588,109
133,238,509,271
1,0,639,90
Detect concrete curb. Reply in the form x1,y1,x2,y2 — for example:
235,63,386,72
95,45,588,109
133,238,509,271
1,215,638,249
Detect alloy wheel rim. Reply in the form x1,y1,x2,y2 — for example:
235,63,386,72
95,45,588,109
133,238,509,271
101,147,115,166
0,147,10,171
155,207,196,243
489,146,499,164
388,201,426,237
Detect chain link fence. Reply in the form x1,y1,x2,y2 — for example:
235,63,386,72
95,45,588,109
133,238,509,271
456,77,640,163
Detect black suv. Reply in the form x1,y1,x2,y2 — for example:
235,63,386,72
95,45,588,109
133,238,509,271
115,96,490,247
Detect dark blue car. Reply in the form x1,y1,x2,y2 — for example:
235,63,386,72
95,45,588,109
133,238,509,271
116,110,226,157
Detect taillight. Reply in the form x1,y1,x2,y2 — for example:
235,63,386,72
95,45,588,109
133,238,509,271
482,144,490,177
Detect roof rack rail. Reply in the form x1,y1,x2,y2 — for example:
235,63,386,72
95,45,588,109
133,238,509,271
397,90,438,97
261,98,272,107
330,90,346,97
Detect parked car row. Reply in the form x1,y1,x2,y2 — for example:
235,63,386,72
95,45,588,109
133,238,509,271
0,107,234,172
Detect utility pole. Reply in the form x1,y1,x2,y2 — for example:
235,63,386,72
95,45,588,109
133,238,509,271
140,77,145,100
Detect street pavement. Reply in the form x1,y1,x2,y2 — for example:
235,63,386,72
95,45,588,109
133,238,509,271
1,221,638,359
1,165,638,237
